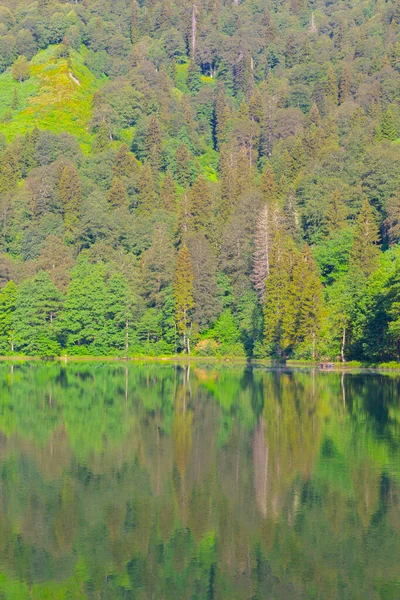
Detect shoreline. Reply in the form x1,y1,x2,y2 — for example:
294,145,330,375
0,355,400,371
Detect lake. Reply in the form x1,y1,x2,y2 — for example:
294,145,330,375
0,362,399,599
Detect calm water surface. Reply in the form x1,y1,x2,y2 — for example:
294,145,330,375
0,363,399,599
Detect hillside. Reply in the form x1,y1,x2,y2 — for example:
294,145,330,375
0,0,398,360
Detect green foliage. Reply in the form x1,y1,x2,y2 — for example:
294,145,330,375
0,0,397,360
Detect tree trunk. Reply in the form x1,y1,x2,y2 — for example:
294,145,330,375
125,319,129,355
191,5,197,56
341,326,346,363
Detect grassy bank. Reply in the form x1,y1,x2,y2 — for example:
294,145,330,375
1,355,400,371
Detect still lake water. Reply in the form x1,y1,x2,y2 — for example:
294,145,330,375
0,362,399,599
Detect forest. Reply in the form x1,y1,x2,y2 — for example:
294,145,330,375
0,0,399,360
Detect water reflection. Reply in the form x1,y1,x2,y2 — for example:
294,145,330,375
0,363,399,598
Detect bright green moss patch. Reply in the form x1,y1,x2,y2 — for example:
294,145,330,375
0,46,103,152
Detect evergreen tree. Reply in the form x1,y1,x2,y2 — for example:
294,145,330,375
0,281,17,354
263,232,292,357
284,245,324,357
161,171,177,211
350,199,380,277
105,272,134,355
138,162,158,212
108,177,129,209
130,0,139,44
260,162,277,201
174,143,193,188
339,64,351,104
146,115,163,172
251,202,281,303
188,175,214,233
113,143,138,177
93,122,110,153
324,190,347,235
58,164,82,232
325,66,338,106
381,107,397,141
174,243,195,353
187,60,202,94
12,87,19,110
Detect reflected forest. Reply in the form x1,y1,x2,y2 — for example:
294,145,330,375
0,363,399,598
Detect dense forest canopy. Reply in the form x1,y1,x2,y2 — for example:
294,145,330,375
0,0,399,359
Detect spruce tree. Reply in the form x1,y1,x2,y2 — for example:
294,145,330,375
161,171,177,211
263,232,292,357
146,115,162,172
0,281,17,354
58,164,82,232
174,142,192,188
188,175,213,233
324,190,347,234
381,107,397,141
12,87,19,110
325,66,338,106
251,202,282,303
186,60,202,94
350,199,380,277
339,64,351,104
174,243,195,353
108,177,129,209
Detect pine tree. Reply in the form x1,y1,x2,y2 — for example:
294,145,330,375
138,162,158,212
108,177,129,209
260,162,277,202
381,107,397,141
284,245,324,357
325,66,338,106
214,83,231,150
174,244,195,354
58,164,82,232
251,202,282,303
188,175,214,233
161,171,177,211
12,87,19,110
105,273,134,355
283,188,300,241
339,64,351,104
130,0,139,44
350,199,380,277
263,232,292,357
309,102,322,127
324,190,347,234
187,60,202,94
145,115,163,172
174,143,192,188
0,281,17,354
113,143,138,177
0,148,21,194
93,122,110,153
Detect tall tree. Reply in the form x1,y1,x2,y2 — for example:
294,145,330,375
174,244,195,354
14,271,62,356
251,202,281,303
58,164,82,232
350,199,380,277
0,281,17,354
